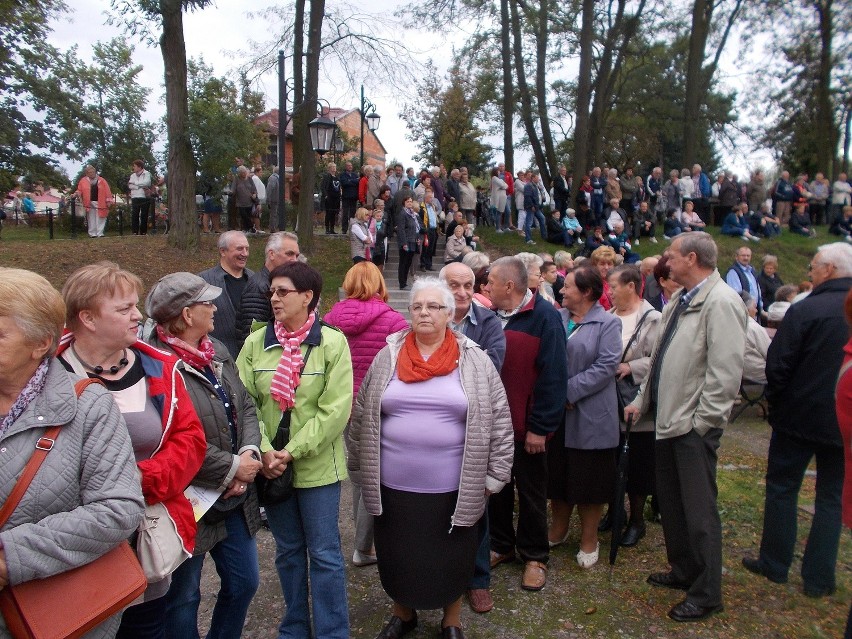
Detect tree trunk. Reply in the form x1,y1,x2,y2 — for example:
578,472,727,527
500,0,514,176
571,0,594,202
161,0,197,252
509,0,548,177
291,0,306,207
814,0,834,177
843,103,851,175
534,0,555,188
683,0,712,168
294,0,325,254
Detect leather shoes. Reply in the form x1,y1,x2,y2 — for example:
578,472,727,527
489,550,515,569
466,588,493,613
646,571,690,591
667,599,724,622
441,626,465,639
521,560,547,591
620,523,646,547
598,511,613,532
374,613,418,639
803,585,836,598
741,556,787,584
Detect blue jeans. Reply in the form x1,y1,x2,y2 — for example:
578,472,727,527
524,209,547,242
757,430,843,593
502,201,512,228
117,595,167,639
469,514,491,589
164,511,259,639
265,482,349,639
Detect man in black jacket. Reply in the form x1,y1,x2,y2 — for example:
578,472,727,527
742,242,852,598
235,232,301,350
339,162,360,226
552,165,570,219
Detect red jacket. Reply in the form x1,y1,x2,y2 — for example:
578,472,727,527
358,176,369,205
837,340,852,528
75,175,112,218
57,335,206,555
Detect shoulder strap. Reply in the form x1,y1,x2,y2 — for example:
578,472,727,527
621,309,654,363
0,378,104,528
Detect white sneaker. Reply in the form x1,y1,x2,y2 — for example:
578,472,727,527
352,550,377,567
576,543,600,568
526,240,536,245
634,239,639,246
650,237,658,244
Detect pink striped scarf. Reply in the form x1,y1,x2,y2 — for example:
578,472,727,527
270,313,316,411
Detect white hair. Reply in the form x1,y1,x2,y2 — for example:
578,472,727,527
817,242,852,277
409,277,455,318
515,251,543,270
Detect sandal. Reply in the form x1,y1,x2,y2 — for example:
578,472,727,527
576,543,599,568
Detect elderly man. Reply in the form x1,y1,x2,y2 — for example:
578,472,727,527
690,164,712,224
198,230,254,358
266,166,281,232
739,291,771,385
484,256,567,593
235,232,301,349
440,262,506,614
625,232,746,622
641,256,661,304
445,168,461,208
743,243,852,598
553,165,570,219
339,162,360,224
386,163,406,197
725,246,762,313
774,170,795,227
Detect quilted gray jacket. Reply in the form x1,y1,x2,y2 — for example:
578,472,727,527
348,330,514,528
0,359,145,638
148,334,262,556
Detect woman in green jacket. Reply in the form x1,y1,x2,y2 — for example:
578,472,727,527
237,261,353,639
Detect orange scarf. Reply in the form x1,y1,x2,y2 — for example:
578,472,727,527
397,329,459,383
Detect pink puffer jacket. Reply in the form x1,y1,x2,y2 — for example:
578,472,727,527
323,297,409,397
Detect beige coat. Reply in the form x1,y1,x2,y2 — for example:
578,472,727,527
348,330,514,528
611,299,662,433
631,270,747,439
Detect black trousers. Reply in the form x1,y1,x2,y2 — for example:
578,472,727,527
488,442,549,564
398,248,415,288
131,197,149,235
342,197,358,220
655,428,723,607
325,208,340,233
419,228,438,269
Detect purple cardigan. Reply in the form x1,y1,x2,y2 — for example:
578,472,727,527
323,297,409,397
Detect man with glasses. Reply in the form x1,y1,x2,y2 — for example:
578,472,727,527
235,232,301,351
198,230,253,358
483,256,566,593
743,242,852,599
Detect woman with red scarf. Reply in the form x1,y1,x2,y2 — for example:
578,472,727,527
237,261,353,639
144,272,263,638
349,278,513,639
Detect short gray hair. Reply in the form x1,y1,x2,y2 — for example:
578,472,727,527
738,290,757,310
762,254,778,266
462,251,490,272
816,242,852,277
491,256,528,289
266,231,299,253
672,232,717,269
409,277,455,318
218,230,247,251
515,252,543,271
363,165,373,175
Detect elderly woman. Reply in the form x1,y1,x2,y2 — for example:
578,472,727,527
397,195,423,290
547,266,621,568
598,265,662,547
590,245,617,310
324,261,408,567
74,164,112,238
237,261,353,639
649,254,683,312
144,272,264,638
230,166,258,233
0,268,144,638
56,262,206,638
349,277,513,639
757,254,784,308
489,167,509,232
349,207,375,264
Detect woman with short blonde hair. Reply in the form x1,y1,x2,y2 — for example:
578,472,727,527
350,207,374,264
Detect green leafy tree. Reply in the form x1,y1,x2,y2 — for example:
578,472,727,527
187,58,268,197
401,60,492,176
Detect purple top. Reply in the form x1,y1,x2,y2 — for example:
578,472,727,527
380,368,467,493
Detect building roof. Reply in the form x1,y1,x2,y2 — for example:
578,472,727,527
254,107,387,154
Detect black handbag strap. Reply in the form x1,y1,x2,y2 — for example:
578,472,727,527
272,344,315,448
621,309,654,363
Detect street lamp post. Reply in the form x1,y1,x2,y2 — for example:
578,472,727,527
359,85,381,169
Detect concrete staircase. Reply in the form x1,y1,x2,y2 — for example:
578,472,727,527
383,234,446,314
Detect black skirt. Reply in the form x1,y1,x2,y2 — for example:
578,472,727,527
373,485,477,610
547,424,617,505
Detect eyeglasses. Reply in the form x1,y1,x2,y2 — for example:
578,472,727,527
408,303,448,315
194,300,215,307
265,287,302,300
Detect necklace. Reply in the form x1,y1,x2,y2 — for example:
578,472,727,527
73,347,129,376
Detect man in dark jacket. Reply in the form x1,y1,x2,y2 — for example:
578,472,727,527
742,242,852,598
339,162,360,225
235,232,301,350
553,165,570,219
484,256,567,593
320,163,341,234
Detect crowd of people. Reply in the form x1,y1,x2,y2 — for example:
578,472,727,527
2,157,852,639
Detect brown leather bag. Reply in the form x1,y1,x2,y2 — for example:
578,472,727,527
0,378,147,639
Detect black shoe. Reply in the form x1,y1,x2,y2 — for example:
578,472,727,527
598,511,612,532
375,613,418,639
803,584,836,598
646,571,691,591
441,626,465,639
667,600,723,622
741,556,787,584
620,523,646,547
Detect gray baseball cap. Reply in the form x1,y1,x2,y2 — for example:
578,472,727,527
146,272,221,323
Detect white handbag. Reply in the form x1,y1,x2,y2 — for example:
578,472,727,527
136,502,188,582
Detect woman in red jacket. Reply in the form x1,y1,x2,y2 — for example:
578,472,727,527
837,288,852,639
57,261,206,639
324,260,408,567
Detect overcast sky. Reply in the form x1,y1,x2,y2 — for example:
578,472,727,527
46,0,774,178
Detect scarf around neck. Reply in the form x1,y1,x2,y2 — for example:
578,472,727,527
397,329,459,383
270,313,316,411
155,325,215,371
1,358,50,437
